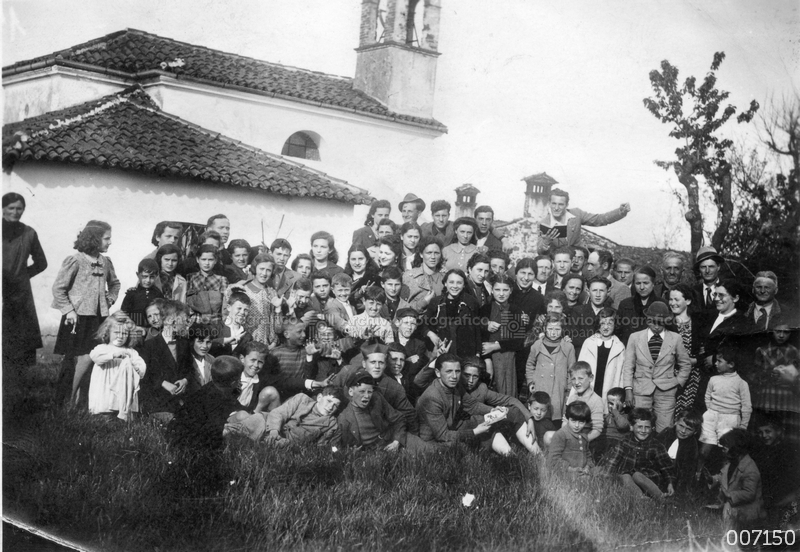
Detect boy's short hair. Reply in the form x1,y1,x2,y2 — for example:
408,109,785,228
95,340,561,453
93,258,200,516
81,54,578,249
211,355,243,385
718,428,749,456
607,387,625,401
569,361,593,377
380,266,403,283
294,277,312,292
716,344,738,368
240,340,269,358
228,291,251,307
270,238,292,253
553,246,574,259
530,391,551,406
206,214,229,228
430,199,451,214
630,408,655,424
564,401,591,423
615,257,636,270
435,352,461,370
331,272,353,288
572,245,589,259
462,356,486,374
387,342,406,355
473,205,494,218
675,409,703,431
137,258,160,275
363,286,386,304
310,272,332,285
755,412,785,432
187,323,216,341
319,385,343,403
587,276,611,290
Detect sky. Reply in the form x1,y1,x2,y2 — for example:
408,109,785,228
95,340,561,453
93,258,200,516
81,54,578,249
3,0,798,249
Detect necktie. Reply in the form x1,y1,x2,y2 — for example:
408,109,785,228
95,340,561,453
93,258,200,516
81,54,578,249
705,287,712,307
649,332,662,362
756,307,768,330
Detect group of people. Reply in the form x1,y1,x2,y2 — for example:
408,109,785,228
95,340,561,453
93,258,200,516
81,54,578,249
2,187,798,533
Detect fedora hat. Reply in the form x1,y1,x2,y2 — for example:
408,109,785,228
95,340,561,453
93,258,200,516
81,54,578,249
398,193,426,212
694,246,724,268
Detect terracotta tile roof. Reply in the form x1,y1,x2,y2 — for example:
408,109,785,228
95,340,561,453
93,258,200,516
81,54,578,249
2,85,373,205
3,28,447,133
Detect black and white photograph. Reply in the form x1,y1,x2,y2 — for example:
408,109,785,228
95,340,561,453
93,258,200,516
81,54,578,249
2,1,798,550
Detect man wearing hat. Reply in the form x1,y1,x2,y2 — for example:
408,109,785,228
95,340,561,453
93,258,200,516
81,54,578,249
622,302,692,432
337,369,407,450
398,194,426,225
332,340,418,432
393,307,430,401
692,246,725,321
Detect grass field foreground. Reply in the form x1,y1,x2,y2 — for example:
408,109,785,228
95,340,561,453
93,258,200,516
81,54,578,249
3,363,729,551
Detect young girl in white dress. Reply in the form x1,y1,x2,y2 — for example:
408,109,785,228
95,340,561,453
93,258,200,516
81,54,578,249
88,311,147,421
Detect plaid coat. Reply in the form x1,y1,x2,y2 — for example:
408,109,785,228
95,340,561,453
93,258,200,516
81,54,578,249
600,432,675,489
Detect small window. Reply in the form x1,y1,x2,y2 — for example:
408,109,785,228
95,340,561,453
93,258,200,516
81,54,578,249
281,132,320,161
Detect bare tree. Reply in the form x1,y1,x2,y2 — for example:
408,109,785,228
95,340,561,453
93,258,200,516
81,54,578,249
643,52,759,255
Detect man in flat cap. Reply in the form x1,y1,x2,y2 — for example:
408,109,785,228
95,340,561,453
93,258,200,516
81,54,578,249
338,369,428,452
332,339,418,433
398,193,426,224
692,246,725,322
623,302,692,432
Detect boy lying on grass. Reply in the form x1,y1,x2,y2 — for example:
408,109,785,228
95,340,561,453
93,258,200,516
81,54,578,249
235,386,342,446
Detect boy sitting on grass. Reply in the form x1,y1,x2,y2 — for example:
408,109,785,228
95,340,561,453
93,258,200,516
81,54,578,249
600,408,675,499
655,409,702,493
528,391,557,452
590,387,630,462
547,401,594,473
167,355,249,451
236,386,342,446
565,361,604,442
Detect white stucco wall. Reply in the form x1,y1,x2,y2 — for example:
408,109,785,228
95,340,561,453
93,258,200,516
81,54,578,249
4,69,447,224
3,163,358,342
3,68,127,123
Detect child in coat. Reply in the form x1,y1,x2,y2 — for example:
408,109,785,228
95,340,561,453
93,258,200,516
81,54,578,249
547,401,594,473
526,313,576,426
714,429,766,531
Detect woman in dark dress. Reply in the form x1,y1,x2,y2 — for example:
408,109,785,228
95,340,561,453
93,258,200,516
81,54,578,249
423,268,481,359
616,266,667,345
2,193,47,371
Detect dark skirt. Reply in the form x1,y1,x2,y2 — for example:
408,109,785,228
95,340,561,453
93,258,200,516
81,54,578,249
2,279,43,364
53,314,104,356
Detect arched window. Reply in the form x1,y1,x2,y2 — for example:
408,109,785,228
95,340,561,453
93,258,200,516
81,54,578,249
281,131,320,161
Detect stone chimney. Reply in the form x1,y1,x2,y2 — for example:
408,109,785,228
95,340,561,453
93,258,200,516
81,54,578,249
454,183,480,219
353,0,442,119
522,172,558,220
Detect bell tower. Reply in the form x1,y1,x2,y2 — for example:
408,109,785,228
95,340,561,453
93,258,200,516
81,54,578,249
354,0,442,119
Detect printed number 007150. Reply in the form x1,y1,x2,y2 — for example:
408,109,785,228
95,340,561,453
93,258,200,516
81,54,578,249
725,529,795,547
